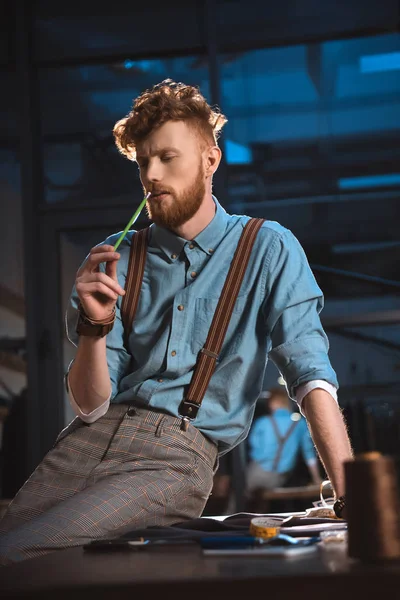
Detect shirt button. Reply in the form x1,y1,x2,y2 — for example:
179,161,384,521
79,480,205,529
209,248,214,253
191,271,197,278
171,350,177,357
189,243,194,249
177,304,184,311
171,253,177,259
157,378,163,383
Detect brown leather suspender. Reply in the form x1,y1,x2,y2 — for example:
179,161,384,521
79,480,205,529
270,414,298,472
120,227,149,348
120,218,264,429
178,217,264,428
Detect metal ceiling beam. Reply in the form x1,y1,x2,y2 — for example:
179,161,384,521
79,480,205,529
326,327,400,352
311,264,400,291
3,3,398,70
322,310,400,328
336,381,400,398
230,188,400,210
22,26,397,70
34,0,186,18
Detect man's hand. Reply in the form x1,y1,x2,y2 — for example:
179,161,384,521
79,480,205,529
76,245,125,321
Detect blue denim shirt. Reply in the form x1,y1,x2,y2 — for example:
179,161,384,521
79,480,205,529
67,198,338,453
248,408,317,473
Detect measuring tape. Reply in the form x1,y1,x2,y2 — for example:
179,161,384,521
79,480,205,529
250,517,281,539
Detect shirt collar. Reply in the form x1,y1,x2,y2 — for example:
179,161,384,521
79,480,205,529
150,224,186,262
194,197,231,255
150,196,231,261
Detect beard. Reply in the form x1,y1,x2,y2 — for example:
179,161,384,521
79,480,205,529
145,162,206,230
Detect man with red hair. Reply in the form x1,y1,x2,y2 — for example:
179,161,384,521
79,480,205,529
0,80,352,564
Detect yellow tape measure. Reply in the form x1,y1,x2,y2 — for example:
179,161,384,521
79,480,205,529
250,517,281,539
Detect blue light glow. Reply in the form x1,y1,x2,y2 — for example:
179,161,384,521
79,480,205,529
338,173,400,190
360,52,400,73
123,59,158,72
225,139,253,165
123,59,135,69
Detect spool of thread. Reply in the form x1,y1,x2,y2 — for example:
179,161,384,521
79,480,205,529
249,517,281,539
345,452,400,563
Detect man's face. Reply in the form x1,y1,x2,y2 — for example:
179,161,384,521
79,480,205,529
136,120,207,230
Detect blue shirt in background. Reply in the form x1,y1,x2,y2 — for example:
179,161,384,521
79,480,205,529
67,198,338,453
248,408,317,473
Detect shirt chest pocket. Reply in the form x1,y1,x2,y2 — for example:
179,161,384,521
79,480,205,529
191,295,248,358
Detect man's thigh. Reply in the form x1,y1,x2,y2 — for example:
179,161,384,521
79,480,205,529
0,405,217,564
0,406,126,534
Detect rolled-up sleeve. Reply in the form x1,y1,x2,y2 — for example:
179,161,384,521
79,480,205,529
263,230,338,399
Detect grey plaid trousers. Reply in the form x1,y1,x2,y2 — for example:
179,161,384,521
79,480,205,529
0,404,218,565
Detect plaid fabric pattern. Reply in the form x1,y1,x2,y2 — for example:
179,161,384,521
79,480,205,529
0,405,217,565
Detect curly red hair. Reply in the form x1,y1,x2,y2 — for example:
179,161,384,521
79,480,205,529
113,79,227,161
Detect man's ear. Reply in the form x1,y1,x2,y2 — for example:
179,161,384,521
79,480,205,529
204,146,222,177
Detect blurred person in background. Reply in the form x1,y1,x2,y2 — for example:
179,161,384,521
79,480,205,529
246,386,322,495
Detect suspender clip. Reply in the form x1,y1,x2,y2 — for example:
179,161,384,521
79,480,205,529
179,400,200,419
179,400,200,430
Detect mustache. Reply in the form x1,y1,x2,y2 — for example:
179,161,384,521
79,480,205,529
148,187,174,196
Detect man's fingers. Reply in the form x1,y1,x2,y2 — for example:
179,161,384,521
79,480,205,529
106,257,118,280
77,250,121,276
90,244,116,254
76,272,125,296
77,281,119,302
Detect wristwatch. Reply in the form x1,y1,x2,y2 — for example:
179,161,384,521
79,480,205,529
333,495,346,518
76,306,115,337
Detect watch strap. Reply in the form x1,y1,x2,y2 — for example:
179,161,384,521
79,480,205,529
333,495,346,518
76,306,116,337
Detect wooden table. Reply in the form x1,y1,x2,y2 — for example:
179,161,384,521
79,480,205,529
248,484,323,513
263,484,321,501
1,534,400,599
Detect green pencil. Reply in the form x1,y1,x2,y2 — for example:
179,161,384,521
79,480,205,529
113,191,151,251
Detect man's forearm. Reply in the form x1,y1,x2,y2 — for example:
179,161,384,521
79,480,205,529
302,389,353,497
68,336,112,414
